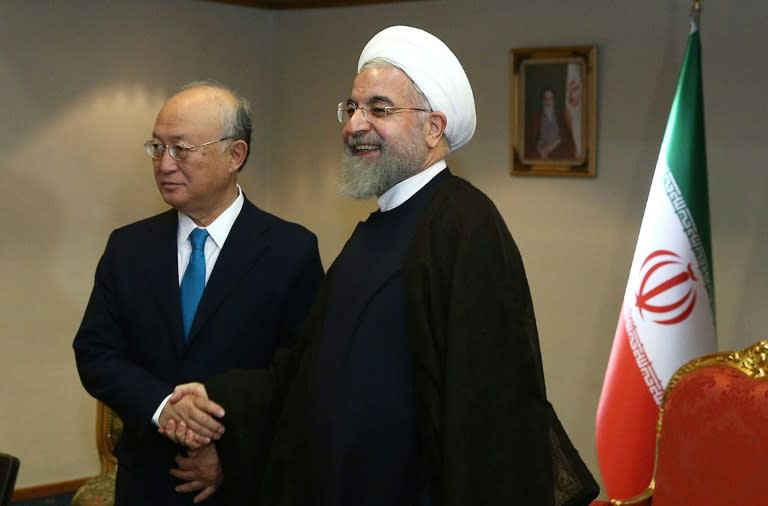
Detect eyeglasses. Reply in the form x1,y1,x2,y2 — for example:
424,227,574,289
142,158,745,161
336,101,430,124
144,136,234,162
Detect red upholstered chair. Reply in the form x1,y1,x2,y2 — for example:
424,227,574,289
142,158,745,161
591,339,768,506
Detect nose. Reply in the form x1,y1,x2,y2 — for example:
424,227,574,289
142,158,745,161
344,107,371,136
156,147,178,172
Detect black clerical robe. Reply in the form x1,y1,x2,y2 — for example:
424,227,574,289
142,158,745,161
207,171,599,506
310,172,441,505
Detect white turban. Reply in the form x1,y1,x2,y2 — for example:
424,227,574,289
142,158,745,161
357,25,476,152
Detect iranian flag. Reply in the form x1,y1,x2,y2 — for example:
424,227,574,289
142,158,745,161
595,6,716,499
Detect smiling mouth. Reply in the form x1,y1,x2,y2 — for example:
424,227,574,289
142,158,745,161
348,143,381,156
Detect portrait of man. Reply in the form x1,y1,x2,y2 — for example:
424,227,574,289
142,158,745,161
525,85,577,161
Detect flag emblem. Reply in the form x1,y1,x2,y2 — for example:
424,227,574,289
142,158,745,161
635,249,698,325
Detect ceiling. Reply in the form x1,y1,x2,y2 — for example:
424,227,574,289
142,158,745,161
205,0,426,9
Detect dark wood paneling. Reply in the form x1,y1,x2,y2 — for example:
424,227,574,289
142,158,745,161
205,0,427,9
11,477,88,501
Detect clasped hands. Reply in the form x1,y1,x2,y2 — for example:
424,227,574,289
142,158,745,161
158,383,227,502
158,382,226,449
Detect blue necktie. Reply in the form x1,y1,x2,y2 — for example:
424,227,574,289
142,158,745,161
180,228,208,339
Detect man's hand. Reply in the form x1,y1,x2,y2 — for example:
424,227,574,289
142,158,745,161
170,382,211,403
171,443,223,503
158,382,226,446
537,138,561,159
162,417,213,450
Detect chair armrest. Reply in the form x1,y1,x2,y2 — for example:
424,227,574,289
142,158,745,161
590,485,653,506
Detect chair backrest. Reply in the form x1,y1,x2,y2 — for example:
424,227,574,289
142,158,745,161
0,452,20,506
96,401,122,474
70,402,122,506
649,340,768,506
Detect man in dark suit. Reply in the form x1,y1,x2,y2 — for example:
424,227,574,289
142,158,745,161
73,81,323,506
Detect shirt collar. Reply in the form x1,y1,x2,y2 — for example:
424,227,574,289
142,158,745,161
177,185,244,248
377,160,447,212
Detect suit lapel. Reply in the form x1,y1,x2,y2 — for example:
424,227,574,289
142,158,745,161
186,199,270,343
144,210,187,357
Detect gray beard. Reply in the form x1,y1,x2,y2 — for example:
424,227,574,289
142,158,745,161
338,133,426,199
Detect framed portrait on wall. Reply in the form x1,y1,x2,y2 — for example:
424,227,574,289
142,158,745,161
510,45,597,177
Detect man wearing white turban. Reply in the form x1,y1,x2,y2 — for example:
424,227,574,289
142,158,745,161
161,26,598,506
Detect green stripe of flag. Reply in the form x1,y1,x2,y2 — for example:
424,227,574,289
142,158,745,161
661,27,714,310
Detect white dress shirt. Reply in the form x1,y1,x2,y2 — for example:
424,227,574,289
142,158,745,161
152,185,244,425
176,186,245,283
377,160,447,212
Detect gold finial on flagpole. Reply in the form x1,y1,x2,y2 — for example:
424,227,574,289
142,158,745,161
690,0,701,34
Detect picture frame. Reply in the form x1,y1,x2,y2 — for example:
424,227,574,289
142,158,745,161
510,45,597,177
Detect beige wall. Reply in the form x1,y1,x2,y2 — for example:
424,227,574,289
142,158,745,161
1,0,766,491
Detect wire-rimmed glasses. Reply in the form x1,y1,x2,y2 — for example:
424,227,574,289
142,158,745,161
336,101,430,124
144,136,234,162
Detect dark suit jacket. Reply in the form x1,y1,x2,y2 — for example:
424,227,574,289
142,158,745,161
207,173,598,506
73,197,323,506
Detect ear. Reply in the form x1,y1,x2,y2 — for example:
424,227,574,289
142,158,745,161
228,139,248,173
425,111,447,149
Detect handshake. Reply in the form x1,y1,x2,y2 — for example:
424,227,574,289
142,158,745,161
157,382,226,449
155,383,228,502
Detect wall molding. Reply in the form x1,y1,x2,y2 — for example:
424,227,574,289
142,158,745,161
12,477,89,501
